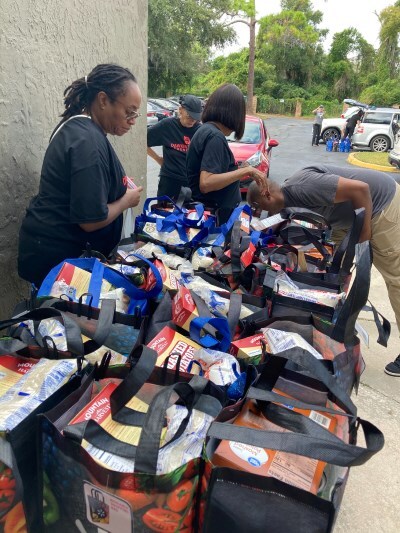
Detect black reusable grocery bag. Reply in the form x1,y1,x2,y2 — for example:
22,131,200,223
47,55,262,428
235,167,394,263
202,369,384,533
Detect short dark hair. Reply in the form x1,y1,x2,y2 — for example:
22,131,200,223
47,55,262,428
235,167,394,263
61,63,137,122
201,84,246,139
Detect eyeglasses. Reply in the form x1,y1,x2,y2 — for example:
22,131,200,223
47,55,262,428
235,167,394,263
111,97,142,121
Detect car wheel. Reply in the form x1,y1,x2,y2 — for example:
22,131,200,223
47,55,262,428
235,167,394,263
322,128,341,143
370,135,390,152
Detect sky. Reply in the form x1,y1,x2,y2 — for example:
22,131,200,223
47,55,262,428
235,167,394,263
222,0,395,55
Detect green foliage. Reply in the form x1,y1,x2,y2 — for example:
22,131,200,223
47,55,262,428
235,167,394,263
190,49,277,96
257,7,327,87
148,0,236,95
148,0,400,112
359,79,400,107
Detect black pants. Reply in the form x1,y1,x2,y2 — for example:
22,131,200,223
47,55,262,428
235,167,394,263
312,124,321,145
157,176,187,200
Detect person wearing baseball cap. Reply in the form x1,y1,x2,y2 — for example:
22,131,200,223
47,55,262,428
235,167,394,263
147,94,202,199
311,105,325,146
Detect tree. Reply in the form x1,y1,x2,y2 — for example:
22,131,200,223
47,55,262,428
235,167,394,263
257,4,326,89
375,1,400,79
224,0,257,113
148,0,236,95
191,49,277,96
325,28,376,100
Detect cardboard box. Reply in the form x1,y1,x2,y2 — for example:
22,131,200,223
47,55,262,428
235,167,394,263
229,333,267,363
50,262,112,301
172,285,199,332
146,259,180,293
212,395,336,495
147,325,201,372
0,355,38,396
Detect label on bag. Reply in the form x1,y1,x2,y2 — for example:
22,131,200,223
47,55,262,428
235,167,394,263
83,481,132,532
229,441,269,467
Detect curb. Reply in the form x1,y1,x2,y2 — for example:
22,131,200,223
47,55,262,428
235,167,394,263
347,153,400,173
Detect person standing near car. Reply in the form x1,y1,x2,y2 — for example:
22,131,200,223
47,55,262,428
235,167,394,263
186,83,268,224
311,105,325,146
147,95,202,199
18,63,143,287
342,109,364,143
247,164,400,377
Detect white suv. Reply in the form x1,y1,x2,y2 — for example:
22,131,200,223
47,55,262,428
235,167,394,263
320,99,369,143
352,108,400,152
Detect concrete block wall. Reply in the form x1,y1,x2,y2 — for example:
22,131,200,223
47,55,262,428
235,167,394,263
0,0,148,318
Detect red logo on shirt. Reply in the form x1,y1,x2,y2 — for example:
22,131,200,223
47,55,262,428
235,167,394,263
122,176,128,187
183,136,190,145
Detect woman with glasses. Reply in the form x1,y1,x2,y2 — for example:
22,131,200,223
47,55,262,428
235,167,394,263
147,94,202,199
18,63,143,287
186,84,268,224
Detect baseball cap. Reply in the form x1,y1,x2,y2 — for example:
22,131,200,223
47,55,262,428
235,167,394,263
181,95,202,121
319,105,324,109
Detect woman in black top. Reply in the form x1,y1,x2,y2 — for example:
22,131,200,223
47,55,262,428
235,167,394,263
18,64,143,286
186,84,268,223
147,95,202,199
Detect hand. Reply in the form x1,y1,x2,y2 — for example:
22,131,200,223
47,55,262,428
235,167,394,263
124,186,143,209
250,167,270,197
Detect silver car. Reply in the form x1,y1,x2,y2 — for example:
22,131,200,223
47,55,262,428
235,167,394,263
352,108,400,152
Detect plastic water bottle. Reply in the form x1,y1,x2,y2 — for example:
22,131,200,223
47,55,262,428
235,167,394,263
344,136,351,152
326,137,333,152
339,139,345,152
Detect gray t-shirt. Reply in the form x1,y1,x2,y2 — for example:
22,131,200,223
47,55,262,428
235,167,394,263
313,111,324,125
282,164,397,230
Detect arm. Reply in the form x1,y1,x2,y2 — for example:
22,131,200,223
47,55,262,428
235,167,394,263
334,177,372,242
147,147,164,166
200,166,268,195
79,187,143,232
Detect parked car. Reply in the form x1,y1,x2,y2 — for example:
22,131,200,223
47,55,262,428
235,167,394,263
320,99,370,143
226,115,279,197
147,103,158,128
147,100,172,121
149,98,179,113
388,118,400,169
352,108,400,152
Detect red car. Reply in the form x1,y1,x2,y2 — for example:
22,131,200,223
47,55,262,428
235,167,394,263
226,115,279,197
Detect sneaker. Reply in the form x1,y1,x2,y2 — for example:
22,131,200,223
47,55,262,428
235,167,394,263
384,355,400,376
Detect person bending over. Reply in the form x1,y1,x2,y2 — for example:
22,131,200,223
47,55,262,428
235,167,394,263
247,164,400,377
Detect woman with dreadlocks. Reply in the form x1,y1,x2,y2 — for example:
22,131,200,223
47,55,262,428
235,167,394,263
18,64,143,286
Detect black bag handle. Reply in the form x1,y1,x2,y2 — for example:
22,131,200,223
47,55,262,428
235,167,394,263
66,377,220,474
207,405,384,468
41,297,117,348
3,307,84,356
175,186,193,209
255,347,357,416
280,208,330,229
362,301,391,347
331,241,371,344
330,208,365,275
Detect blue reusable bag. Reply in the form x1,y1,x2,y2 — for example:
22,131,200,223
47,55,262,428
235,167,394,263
135,195,216,246
37,256,162,314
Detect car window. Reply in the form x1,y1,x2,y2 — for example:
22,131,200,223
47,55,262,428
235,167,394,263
362,112,394,125
226,121,261,143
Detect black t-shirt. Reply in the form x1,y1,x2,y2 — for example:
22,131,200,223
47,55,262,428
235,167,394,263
18,116,127,283
186,122,241,209
147,117,201,182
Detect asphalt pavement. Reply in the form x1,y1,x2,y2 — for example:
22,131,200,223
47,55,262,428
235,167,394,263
146,116,400,532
